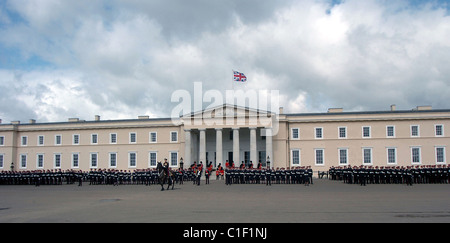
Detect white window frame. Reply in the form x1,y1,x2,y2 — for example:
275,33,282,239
149,132,157,143
170,131,178,143
36,153,44,169
410,125,420,137
21,136,28,146
170,151,178,167
109,152,117,168
55,134,62,145
435,124,444,137
291,128,300,140
362,126,371,138
386,147,397,165
54,153,62,168
110,133,117,144
386,125,395,138
149,151,157,167
0,153,4,169
338,127,347,139
291,149,301,166
20,154,27,169
435,146,446,164
129,132,137,144
315,127,323,139
314,148,325,166
37,135,45,146
0,136,4,146
91,133,98,145
72,152,79,168
338,148,348,165
73,134,80,145
362,147,373,165
90,152,98,168
128,151,137,168
410,146,421,165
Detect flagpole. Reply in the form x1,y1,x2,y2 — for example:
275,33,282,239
232,70,235,91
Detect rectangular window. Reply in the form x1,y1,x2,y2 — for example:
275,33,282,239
129,152,137,167
338,127,347,139
72,153,79,168
362,126,371,138
411,125,419,137
73,134,79,145
110,133,117,144
21,136,27,146
363,148,372,165
20,154,27,168
90,153,98,168
315,127,323,139
130,132,136,143
386,126,395,138
110,152,117,167
55,135,62,145
171,131,178,142
338,148,347,165
0,154,4,168
0,136,4,146
315,149,324,165
54,153,61,168
150,132,157,143
387,148,397,164
149,152,157,167
436,147,446,164
292,128,299,139
411,147,421,164
435,125,444,136
37,154,44,168
91,134,98,144
170,151,178,167
38,135,44,146
291,149,300,165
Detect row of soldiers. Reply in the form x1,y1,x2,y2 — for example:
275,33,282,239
0,167,208,186
329,165,450,186
0,169,84,186
225,167,313,186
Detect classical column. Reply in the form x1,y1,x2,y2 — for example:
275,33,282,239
184,129,191,166
232,127,240,166
249,127,257,167
215,128,223,168
265,127,273,168
199,128,206,164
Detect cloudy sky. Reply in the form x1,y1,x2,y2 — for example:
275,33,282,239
1,0,450,123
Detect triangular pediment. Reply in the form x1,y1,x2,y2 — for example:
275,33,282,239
182,103,273,119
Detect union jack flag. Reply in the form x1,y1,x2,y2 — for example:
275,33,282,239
233,70,247,82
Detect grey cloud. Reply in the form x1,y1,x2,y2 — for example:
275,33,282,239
1,0,450,123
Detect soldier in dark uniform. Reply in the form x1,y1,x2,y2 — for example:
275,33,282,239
205,168,210,185
405,167,413,186
359,167,366,186
77,170,83,186
266,167,272,186
34,170,41,187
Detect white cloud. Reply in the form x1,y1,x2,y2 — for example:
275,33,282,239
1,0,450,123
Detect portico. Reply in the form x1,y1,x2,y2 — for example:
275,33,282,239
183,126,272,168
181,104,276,168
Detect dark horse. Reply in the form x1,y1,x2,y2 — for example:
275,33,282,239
156,162,175,191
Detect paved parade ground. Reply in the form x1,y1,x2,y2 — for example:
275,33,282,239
0,178,449,223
